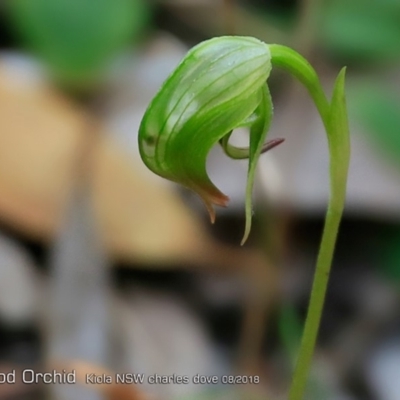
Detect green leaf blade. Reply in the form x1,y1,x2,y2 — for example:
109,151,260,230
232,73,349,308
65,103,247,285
328,67,350,206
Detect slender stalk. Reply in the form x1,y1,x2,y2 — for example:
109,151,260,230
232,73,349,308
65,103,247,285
270,45,350,400
288,203,344,400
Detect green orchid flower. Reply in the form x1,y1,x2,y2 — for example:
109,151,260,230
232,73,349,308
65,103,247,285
138,35,350,400
139,36,282,244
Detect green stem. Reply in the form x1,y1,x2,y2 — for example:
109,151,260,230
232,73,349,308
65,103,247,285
270,45,350,400
288,203,343,400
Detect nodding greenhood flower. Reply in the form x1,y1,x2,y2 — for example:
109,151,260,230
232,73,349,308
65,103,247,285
138,36,350,245
139,35,351,400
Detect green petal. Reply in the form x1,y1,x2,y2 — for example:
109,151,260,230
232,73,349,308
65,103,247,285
242,84,273,244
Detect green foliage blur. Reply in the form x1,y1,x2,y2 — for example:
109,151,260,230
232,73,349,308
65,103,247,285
319,0,400,169
349,83,400,164
7,0,150,88
321,0,400,63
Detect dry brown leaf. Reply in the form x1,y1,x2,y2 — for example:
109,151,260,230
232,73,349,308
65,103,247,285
0,63,209,265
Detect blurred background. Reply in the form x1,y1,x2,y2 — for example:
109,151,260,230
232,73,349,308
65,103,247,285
0,0,400,399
